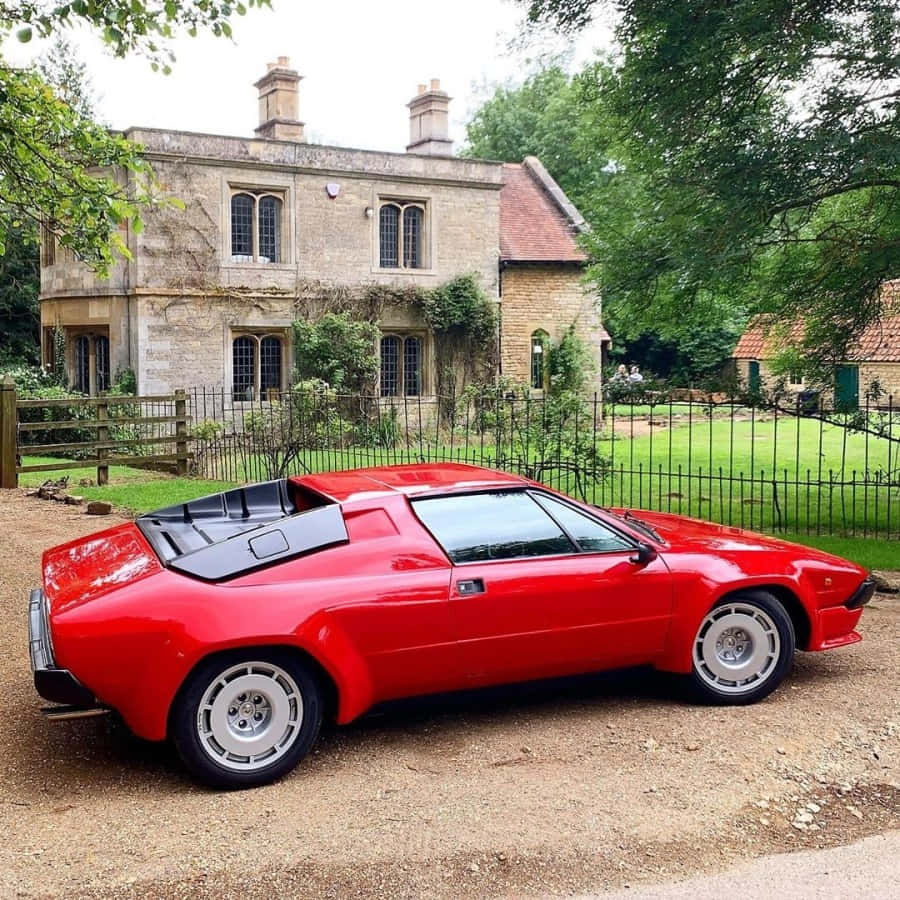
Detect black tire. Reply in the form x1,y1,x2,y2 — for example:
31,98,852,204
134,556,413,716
170,649,323,789
688,590,796,705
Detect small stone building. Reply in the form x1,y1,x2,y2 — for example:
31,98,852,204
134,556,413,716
733,311,900,408
39,59,608,399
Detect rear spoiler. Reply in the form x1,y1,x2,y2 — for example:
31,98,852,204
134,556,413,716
136,479,348,581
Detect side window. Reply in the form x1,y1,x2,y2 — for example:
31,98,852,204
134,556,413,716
532,494,633,553
412,492,574,563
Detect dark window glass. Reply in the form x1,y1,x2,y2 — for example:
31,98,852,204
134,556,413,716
403,336,421,396
94,335,110,393
380,335,400,397
258,196,281,263
74,335,90,393
379,204,400,267
231,193,254,257
232,336,255,401
413,492,574,563
532,494,633,553
403,205,423,268
260,336,282,394
531,331,548,390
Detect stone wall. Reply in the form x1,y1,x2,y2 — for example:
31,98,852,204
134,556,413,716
40,129,504,395
499,265,604,391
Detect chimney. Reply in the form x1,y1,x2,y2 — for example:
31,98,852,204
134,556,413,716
406,79,452,156
254,57,305,141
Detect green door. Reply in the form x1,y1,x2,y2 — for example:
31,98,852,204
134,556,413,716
748,360,761,394
835,365,859,411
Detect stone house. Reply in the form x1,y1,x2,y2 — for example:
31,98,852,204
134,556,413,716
39,59,609,400
733,308,900,408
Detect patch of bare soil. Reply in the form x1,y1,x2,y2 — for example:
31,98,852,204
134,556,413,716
0,489,897,899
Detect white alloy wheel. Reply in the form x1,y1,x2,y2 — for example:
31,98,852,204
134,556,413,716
196,661,304,772
692,602,782,695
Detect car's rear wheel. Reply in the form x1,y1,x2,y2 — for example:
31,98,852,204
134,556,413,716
171,650,322,788
690,591,795,704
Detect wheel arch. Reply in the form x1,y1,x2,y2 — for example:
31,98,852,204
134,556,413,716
716,583,811,650
165,642,341,740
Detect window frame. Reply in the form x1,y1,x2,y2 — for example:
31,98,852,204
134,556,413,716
530,329,550,392
410,488,638,566
230,330,288,402
65,328,111,396
379,331,426,397
376,198,429,271
228,187,287,265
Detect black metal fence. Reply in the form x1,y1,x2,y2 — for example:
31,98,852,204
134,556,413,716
186,386,900,540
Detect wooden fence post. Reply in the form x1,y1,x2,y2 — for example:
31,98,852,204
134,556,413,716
96,396,109,486
175,389,188,476
0,376,17,489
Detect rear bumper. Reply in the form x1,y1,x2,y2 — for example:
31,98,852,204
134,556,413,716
28,588,96,707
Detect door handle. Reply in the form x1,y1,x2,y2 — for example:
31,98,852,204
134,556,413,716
456,578,485,596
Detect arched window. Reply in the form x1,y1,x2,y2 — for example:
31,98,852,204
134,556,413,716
230,190,285,263
260,336,282,394
230,193,254,258
232,333,286,401
379,204,400,268
531,330,549,391
380,335,401,397
402,206,423,268
74,335,90,394
379,200,426,269
258,196,282,263
380,333,423,397
232,335,256,400
94,335,110,393
403,336,421,396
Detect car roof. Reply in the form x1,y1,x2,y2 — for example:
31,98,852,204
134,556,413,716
292,463,529,503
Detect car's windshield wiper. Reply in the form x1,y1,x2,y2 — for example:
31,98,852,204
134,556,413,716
621,511,662,543
595,505,662,543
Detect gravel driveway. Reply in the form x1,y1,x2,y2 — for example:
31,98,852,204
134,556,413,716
1,489,897,899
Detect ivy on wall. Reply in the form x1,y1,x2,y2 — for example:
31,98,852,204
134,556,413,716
289,273,498,400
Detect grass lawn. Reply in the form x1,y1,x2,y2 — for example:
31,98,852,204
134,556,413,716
778,533,899,570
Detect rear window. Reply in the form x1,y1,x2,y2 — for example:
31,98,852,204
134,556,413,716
412,492,574,563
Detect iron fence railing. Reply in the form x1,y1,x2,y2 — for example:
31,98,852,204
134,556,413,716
185,386,900,540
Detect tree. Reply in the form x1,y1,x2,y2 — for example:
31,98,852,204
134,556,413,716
465,62,747,382
463,66,612,213
0,1,270,273
518,1,900,380
0,36,100,366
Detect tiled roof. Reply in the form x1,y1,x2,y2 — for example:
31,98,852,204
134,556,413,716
733,314,900,363
500,160,587,263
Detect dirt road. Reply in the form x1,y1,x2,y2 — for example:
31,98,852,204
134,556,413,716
1,489,897,899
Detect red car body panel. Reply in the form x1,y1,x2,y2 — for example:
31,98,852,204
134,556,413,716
38,464,869,741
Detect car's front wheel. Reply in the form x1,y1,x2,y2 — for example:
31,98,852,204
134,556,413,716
690,591,795,704
171,650,323,788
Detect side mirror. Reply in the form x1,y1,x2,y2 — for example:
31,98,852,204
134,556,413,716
629,542,657,566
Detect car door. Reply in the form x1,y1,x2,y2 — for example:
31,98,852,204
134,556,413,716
411,490,673,687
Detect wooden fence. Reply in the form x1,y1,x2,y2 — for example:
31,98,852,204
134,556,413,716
0,377,190,488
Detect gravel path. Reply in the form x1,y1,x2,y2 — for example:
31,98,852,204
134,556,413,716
0,489,897,899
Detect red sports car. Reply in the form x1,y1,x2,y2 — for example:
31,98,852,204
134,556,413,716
29,464,874,788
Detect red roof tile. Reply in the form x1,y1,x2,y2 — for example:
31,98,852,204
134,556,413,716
500,163,587,263
733,314,900,363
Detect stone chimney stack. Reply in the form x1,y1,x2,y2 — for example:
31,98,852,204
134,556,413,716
406,79,452,156
254,57,305,141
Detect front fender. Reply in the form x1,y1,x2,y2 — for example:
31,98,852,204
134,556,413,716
653,567,814,674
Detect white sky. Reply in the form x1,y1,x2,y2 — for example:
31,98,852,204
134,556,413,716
5,0,613,153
